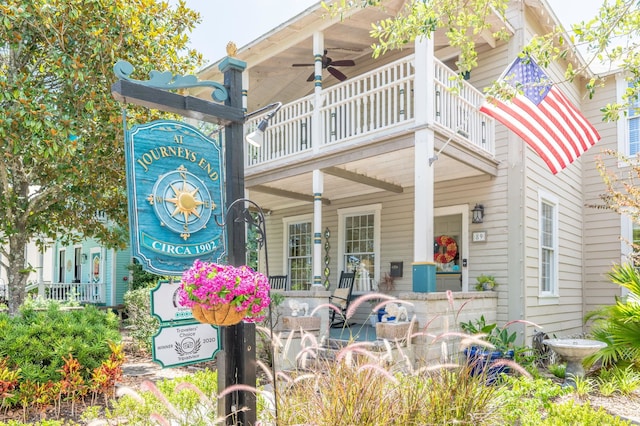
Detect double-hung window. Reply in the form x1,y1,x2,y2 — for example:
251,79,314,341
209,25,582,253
617,76,640,156
338,204,381,291
284,215,312,290
539,192,558,296
628,93,640,155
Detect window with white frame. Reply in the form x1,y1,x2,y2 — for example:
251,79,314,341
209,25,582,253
338,204,381,292
627,220,640,264
621,217,638,297
628,92,640,155
284,215,312,290
617,76,640,156
539,192,558,296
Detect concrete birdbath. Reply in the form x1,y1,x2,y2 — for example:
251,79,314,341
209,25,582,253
543,338,606,387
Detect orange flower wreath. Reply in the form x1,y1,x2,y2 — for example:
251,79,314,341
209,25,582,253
434,235,458,264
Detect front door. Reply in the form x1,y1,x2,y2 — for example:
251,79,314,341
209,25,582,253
434,205,469,292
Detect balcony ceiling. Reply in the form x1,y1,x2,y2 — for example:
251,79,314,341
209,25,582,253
243,143,495,214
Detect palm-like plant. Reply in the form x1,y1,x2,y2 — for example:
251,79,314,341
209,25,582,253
585,263,640,367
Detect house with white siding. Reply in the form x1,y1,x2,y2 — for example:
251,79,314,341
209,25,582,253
187,0,629,347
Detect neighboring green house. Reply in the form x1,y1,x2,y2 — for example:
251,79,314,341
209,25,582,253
45,239,131,307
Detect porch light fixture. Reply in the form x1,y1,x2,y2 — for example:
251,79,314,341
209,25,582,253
245,102,282,148
81,254,88,264
472,204,484,224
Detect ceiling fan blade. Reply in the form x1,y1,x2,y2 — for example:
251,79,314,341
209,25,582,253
306,71,315,82
292,63,315,67
330,60,355,67
328,66,347,81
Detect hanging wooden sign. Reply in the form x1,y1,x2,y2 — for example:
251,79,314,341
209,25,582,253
125,120,225,275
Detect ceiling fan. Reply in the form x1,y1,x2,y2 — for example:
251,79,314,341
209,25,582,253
292,49,356,82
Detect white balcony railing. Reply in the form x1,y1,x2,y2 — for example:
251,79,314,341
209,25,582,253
245,55,495,167
320,57,415,144
25,281,106,304
433,61,495,153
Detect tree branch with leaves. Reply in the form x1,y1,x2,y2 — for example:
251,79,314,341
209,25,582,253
0,0,203,313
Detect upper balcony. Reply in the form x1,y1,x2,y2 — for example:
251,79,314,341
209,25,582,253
195,0,506,211
244,55,495,171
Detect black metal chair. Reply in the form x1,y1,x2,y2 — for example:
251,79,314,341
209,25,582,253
329,271,356,327
268,275,288,291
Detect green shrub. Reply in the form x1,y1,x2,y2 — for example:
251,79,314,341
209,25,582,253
548,363,566,379
596,365,640,396
126,262,166,291
460,314,517,353
0,303,120,385
585,263,640,367
102,369,219,425
495,376,568,425
495,375,632,425
123,286,159,353
542,400,631,425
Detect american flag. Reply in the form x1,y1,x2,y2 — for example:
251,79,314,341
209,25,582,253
479,56,600,174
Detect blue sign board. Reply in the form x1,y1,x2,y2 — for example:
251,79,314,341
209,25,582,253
125,120,225,275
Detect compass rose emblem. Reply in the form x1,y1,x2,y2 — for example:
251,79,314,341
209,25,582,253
148,165,215,240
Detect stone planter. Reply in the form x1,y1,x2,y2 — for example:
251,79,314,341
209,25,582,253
376,321,417,342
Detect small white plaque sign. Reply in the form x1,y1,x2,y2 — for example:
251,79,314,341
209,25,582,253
152,322,220,368
150,280,193,323
472,231,487,242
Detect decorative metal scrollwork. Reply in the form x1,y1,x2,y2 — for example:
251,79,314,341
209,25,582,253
113,60,228,103
215,198,267,255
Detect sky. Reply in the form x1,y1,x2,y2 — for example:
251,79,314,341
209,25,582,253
181,0,602,65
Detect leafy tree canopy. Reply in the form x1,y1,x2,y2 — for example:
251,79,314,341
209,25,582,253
0,0,203,312
325,0,640,120
326,0,640,243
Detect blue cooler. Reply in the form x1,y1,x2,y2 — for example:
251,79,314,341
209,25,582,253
412,262,436,292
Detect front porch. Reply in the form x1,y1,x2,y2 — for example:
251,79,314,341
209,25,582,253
242,53,500,295
273,289,498,368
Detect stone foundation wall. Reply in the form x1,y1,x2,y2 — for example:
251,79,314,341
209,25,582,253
273,290,498,366
397,291,498,363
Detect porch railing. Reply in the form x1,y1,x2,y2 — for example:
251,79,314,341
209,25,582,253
245,55,495,167
25,281,106,304
433,62,495,153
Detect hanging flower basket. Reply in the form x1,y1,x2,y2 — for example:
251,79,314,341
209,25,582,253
177,260,271,326
191,303,248,327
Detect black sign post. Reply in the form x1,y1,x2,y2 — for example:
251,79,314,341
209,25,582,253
112,57,257,425
218,57,256,426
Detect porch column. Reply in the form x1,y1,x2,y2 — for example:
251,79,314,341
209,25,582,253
37,249,45,298
413,35,436,290
110,248,117,305
312,32,324,154
312,169,324,288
